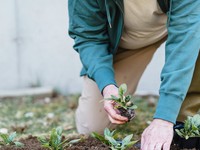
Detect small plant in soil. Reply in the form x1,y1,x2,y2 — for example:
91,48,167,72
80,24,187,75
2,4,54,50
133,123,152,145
174,114,200,149
106,84,137,121
175,114,200,139
0,132,24,147
38,126,80,150
91,128,137,150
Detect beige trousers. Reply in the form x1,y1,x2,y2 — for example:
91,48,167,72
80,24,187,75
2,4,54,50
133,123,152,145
75,37,200,134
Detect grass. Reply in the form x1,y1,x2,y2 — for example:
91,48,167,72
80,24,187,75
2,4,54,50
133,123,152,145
0,95,157,140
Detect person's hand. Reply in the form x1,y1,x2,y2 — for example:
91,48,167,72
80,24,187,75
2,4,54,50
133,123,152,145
103,84,128,124
141,119,174,150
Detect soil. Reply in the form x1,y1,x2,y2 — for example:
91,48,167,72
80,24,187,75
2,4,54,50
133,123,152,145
0,135,182,150
0,135,47,150
118,107,135,121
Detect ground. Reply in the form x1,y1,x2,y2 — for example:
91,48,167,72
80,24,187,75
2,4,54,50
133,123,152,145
0,95,155,139
0,94,182,149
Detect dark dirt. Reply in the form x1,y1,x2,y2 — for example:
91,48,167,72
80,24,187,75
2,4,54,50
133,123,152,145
0,135,48,150
0,135,182,150
66,137,110,150
118,107,135,121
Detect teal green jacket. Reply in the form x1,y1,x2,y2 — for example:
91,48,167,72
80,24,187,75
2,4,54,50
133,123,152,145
68,0,200,124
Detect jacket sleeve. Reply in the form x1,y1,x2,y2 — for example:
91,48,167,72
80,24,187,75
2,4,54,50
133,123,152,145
154,0,200,124
68,0,117,92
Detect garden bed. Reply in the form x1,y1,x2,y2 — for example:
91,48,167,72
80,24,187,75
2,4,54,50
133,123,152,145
0,135,181,150
0,94,192,150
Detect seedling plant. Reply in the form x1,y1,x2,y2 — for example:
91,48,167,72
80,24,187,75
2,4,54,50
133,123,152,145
0,132,24,147
38,126,80,150
175,114,200,139
106,84,137,121
92,128,137,150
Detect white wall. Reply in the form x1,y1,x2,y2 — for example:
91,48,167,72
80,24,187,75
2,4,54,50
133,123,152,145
0,0,165,95
137,43,165,95
0,0,19,89
16,0,82,94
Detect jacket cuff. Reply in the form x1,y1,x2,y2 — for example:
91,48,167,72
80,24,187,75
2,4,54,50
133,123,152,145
153,92,183,124
92,67,117,93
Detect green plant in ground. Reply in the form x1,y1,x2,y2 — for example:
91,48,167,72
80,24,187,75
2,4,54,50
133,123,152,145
106,84,137,110
175,114,200,139
91,128,137,150
38,126,80,150
0,132,24,147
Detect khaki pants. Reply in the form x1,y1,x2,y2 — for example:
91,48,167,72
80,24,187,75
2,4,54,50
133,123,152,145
75,37,200,134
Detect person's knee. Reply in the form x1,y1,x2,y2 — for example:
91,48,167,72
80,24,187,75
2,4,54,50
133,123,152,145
75,109,104,135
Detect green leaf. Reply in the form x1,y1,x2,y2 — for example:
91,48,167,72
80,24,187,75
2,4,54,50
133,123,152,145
50,128,61,148
91,132,108,145
0,133,9,143
60,138,81,149
128,105,137,109
110,130,116,137
104,128,111,137
122,134,133,144
175,129,184,138
111,147,118,150
37,136,48,144
125,95,132,102
69,139,80,144
192,124,198,132
192,114,200,126
105,97,113,101
14,141,24,147
56,127,63,136
91,132,105,141
111,95,120,101
125,140,138,148
57,138,69,148
105,135,118,146
176,114,200,139
8,132,17,143
119,84,127,97
185,135,189,140
194,130,200,135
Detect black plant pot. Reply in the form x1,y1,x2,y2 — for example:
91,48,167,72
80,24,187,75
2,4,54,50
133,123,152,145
173,122,184,144
117,107,135,121
173,122,200,149
178,137,199,149
198,139,200,150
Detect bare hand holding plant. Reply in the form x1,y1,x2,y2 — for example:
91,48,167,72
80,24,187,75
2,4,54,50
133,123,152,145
103,84,128,124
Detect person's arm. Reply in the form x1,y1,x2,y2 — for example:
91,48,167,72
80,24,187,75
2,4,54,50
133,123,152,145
142,0,200,149
68,0,127,124
68,0,116,92
154,0,200,124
